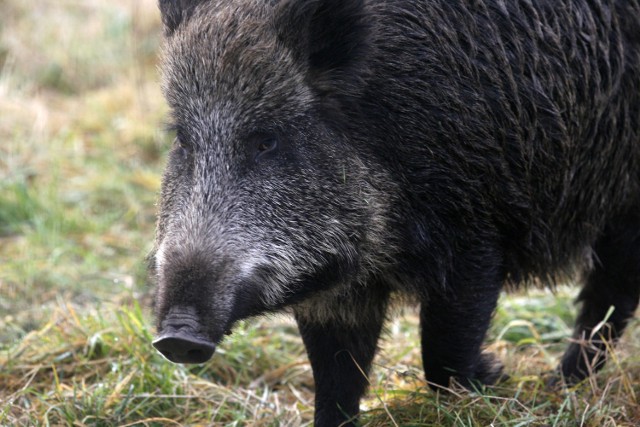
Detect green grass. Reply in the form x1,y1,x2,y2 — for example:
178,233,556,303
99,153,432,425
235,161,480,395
1,302,312,426
1,0,639,425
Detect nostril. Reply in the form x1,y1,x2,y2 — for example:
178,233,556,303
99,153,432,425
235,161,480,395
187,348,206,359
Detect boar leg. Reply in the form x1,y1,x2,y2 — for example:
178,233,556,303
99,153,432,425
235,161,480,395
560,212,640,383
420,275,503,389
295,290,389,427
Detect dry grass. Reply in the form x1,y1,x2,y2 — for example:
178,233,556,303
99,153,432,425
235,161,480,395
1,0,639,425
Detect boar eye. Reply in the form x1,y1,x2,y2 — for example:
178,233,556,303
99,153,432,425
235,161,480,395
173,137,191,159
254,134,279,161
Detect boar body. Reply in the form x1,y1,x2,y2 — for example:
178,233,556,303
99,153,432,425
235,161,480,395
152,0,640,425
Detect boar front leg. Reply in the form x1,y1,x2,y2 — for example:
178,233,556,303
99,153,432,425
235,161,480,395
294,288,389,427
420,261,504,389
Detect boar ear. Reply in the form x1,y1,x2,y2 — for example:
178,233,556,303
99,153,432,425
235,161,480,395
275,0,370,79
159,0,208,36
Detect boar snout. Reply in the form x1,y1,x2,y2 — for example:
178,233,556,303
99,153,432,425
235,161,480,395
153,333,215,364
153,307,216,364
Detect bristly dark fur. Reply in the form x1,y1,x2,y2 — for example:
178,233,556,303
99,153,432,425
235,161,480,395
158,0,209,35
151,1,640,426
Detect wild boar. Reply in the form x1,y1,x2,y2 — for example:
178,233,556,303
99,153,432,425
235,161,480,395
150,0,640,425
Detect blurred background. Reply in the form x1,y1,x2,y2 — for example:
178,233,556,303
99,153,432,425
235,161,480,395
1,0,163,346
0,1,638,426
